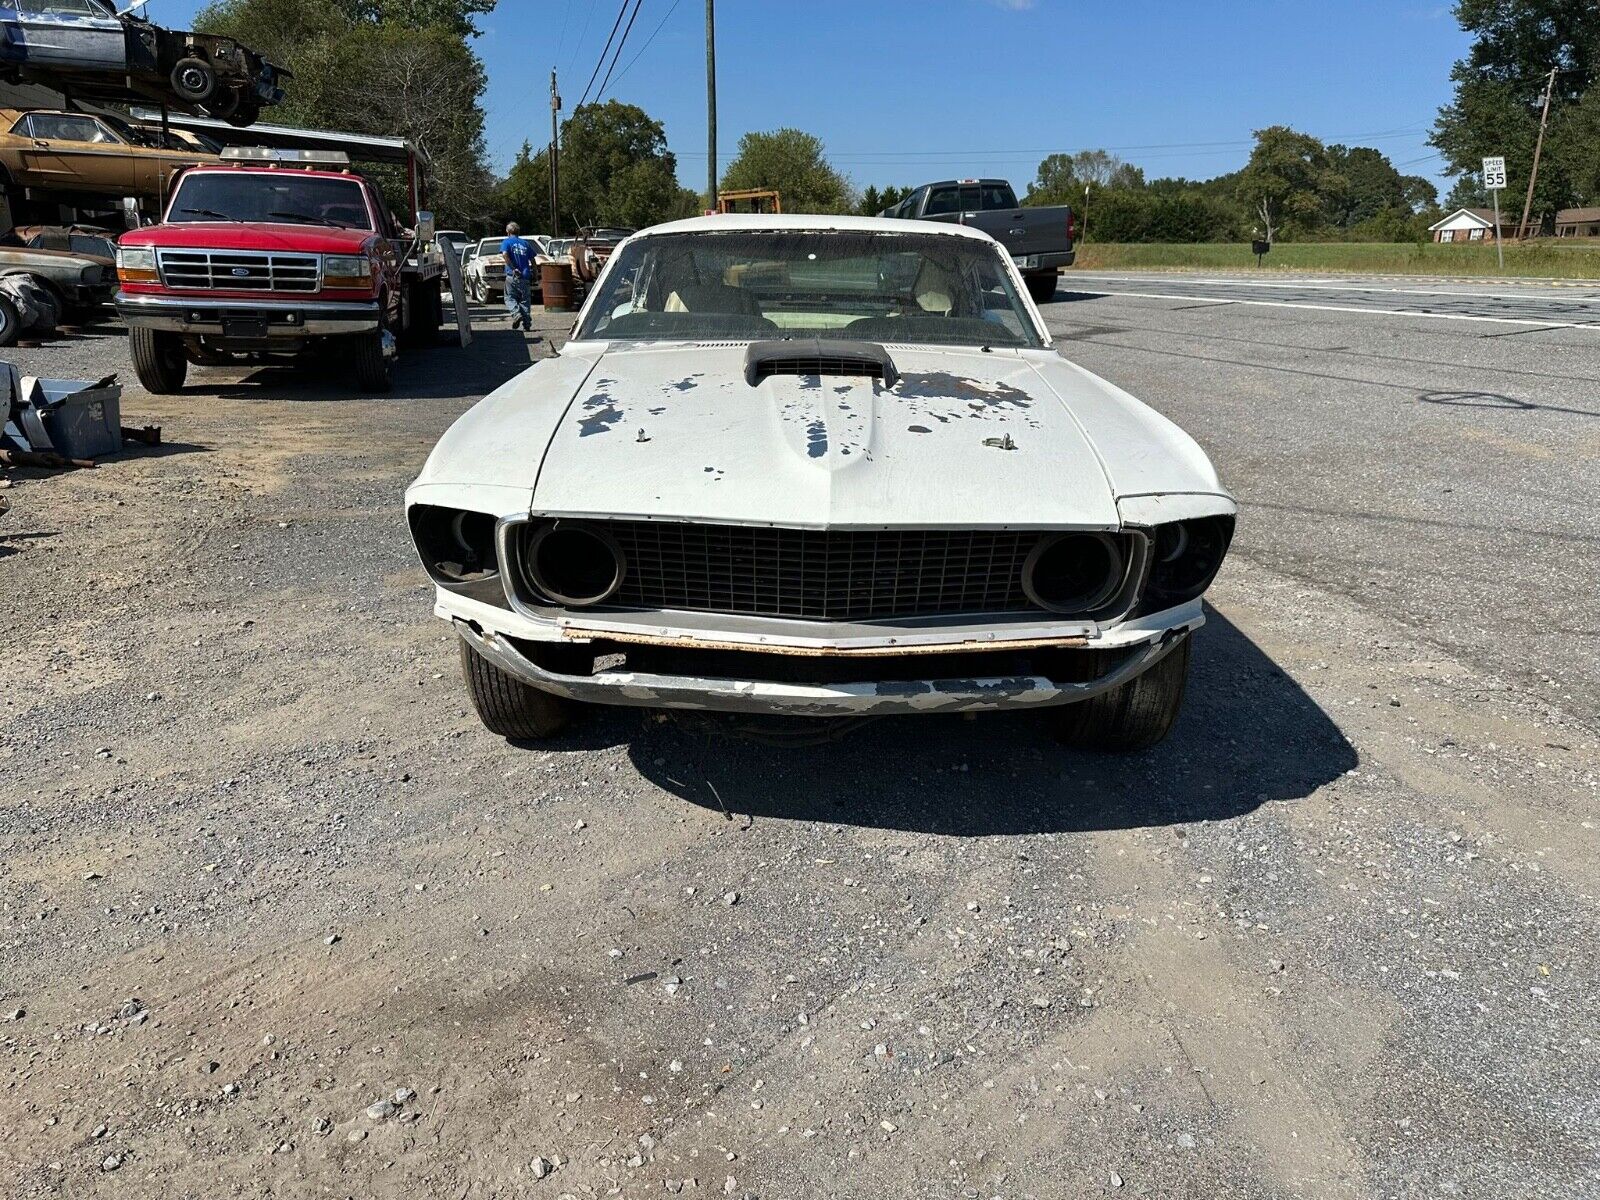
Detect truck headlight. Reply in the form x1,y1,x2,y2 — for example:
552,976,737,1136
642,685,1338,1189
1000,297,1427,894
116,245,158,284
322,255,372,288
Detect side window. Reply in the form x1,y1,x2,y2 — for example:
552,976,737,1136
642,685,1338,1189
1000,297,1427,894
12,114,35,138
367,186,397,235
924,187,962,216
29,113,109,142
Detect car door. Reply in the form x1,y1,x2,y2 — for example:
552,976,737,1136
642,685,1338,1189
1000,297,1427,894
19,111,137,194
9,0,124,67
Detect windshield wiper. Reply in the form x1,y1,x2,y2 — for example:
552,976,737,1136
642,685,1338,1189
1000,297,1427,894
180,207,244,222
269,210,354,229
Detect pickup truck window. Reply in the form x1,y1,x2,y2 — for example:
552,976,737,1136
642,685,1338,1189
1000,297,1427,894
168,173,374,230
578,229,1043,349
981,183,1017,210
924,186,968,216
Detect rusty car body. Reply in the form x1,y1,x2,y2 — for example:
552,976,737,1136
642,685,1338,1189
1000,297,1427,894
0,223,112,319
0,1,286,125
406,215,1236,749
0,106,218,207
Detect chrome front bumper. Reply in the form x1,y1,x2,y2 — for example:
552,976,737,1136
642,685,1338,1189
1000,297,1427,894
114,292,380,336
454,613,1196,718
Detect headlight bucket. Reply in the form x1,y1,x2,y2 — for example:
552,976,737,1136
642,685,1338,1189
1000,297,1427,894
522,521,626,607
1138,515,1235,613
408,504,499,583
1022,532,1127,615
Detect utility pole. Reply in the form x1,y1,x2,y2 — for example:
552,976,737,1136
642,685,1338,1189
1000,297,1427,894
705,0,717,212
549,69,561,237
1516,67,1557,241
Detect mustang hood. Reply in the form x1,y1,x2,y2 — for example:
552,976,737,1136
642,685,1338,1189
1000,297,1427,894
532,344,1120,528
411,342,1229,530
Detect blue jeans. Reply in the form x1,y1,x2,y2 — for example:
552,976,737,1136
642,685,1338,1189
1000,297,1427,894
505,273,532,325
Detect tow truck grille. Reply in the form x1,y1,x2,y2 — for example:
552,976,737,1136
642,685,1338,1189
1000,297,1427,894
156,249,321,293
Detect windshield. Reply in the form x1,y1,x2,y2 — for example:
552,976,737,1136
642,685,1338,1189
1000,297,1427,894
167,172,373,230
575,230,1043,348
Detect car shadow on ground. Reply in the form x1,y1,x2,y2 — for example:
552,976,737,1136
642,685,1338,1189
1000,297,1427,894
545,606,1357,837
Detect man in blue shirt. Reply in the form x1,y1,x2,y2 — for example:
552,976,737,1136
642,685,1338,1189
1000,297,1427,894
500,222,536,330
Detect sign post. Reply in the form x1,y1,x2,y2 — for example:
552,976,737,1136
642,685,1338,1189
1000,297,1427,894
1482,155,1506,271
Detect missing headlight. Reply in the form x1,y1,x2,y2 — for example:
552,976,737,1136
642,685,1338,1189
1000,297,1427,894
1138,514,1235,613
409,504,499,583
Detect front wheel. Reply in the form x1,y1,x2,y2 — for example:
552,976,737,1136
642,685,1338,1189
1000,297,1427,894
349,327,392,392
129,326,188,393
1025,271,1058,303
0,294,19,347
1056,636,1191,752
469,275,487,304
170,57,216,103
460,637,570,739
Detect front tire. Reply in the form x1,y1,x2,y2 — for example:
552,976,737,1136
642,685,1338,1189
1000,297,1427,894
129,326,188,393
1057,636,1191,752
349,327,392,392
0,294,19,347
459,637,570,739
170,57,217,103
1025,271,1058,303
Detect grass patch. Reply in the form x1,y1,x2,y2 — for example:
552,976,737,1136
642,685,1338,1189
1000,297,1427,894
1072,241,1600,280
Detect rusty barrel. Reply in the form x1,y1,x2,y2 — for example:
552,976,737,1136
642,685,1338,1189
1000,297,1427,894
540,261,575,312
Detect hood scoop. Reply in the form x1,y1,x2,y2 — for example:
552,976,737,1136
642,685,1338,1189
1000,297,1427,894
744,339,899,387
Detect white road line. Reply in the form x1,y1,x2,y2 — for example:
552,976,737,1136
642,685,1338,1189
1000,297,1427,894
1057,288,1600,331
1067,274,1600,303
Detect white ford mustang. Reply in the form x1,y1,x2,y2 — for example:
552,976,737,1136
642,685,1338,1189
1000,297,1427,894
406,215,1235,749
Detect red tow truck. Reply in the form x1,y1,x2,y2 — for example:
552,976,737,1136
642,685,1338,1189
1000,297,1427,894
114,144,451,393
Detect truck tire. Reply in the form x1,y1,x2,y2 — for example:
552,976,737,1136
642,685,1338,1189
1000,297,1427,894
1056,635,1190,752
459,637,570,739
226,102,262,129
399,279,442,347
0,295,19,348
1025,272,1058,303
129,326,188,393
349,327,392,392
170,57,217,103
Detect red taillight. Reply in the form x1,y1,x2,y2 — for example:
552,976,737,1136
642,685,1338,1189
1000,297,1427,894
1068,211,1077,242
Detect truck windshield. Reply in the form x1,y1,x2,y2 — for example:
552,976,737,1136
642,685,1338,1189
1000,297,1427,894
575,230,1044,348
168,173,373,230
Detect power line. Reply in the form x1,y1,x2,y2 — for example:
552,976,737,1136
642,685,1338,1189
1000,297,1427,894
553,0,575,72
604,0,684,93
575,0,631,110
594,0,647,105
564,0,596,77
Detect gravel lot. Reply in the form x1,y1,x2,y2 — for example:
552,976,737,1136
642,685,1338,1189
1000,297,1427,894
1,283,1596,1200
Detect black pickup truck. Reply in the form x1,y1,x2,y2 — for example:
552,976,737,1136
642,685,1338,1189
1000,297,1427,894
882,179,1073,302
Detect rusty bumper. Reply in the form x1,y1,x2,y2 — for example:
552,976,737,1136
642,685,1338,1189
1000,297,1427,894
455,618,1193,718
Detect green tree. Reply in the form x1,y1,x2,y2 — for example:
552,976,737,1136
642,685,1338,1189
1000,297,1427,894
196,0,494,227
720,128,853,214
1430,0,1600,221
1237,126,1341,236
558,101,687,230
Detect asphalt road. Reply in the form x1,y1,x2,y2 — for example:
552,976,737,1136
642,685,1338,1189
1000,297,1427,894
1,282,1596,1200
1064,270,1600,329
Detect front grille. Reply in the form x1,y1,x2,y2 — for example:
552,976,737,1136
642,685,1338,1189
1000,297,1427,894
157,249,321,293
556,522,1041,621
751,356,886,383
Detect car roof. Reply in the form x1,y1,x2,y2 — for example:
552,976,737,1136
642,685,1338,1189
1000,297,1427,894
638,213,1000,242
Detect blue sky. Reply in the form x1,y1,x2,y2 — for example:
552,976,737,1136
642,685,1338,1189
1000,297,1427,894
158,0,1473,196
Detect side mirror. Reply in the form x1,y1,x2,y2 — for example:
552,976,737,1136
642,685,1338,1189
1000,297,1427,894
414,210,436,243
122,196,143,229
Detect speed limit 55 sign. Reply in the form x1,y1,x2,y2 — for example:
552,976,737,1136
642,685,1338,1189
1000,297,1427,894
1482,157,1507,189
